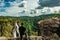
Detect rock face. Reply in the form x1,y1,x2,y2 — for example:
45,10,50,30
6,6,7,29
0,37,7,40
38,17,60,40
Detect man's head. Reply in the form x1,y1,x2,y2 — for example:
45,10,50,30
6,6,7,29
21,23,24,26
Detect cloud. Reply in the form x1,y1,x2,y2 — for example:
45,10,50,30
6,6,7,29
6,6,24,14
4,0,39,16
24,0,39,10
39,0,60,7
0,0,60,17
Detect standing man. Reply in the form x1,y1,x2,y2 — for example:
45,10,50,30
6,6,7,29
19,23,26,40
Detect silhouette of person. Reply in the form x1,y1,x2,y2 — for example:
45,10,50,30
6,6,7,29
19,23,26,40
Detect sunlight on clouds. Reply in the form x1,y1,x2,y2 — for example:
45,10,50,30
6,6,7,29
49,6,60,13
5,0,39,16
6,6,24,14
24,0,39,10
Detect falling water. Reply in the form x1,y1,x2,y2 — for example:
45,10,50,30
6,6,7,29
13,22,19,38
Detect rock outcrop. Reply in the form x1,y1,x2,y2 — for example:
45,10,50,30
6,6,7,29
38,17,60,40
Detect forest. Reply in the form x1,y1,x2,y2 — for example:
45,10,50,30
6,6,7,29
0,14,60,37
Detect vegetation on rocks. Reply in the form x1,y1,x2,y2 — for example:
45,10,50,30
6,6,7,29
38,16,60,40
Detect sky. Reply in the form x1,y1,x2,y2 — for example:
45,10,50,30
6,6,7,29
0,0,60,17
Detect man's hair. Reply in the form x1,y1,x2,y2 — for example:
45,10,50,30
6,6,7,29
21,23,23,25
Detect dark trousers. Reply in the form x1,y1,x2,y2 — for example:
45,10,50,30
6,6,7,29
20,34,23,40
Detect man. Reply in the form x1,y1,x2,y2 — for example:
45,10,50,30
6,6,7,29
19,23,26,40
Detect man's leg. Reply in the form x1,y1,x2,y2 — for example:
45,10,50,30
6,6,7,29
20,34,23,40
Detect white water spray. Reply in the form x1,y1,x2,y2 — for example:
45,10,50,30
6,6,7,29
13,22,20,38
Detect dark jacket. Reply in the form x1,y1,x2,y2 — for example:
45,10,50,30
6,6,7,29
19,26,26,35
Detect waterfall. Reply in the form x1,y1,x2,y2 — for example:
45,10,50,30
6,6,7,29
15,22,19,34
13,22,20,38
13,30,17,38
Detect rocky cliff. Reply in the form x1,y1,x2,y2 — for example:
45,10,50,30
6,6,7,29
38,16,60,40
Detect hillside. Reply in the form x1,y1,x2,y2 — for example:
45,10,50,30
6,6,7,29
0,14,60,37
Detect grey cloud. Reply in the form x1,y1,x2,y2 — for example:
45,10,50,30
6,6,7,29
39,0,60,7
